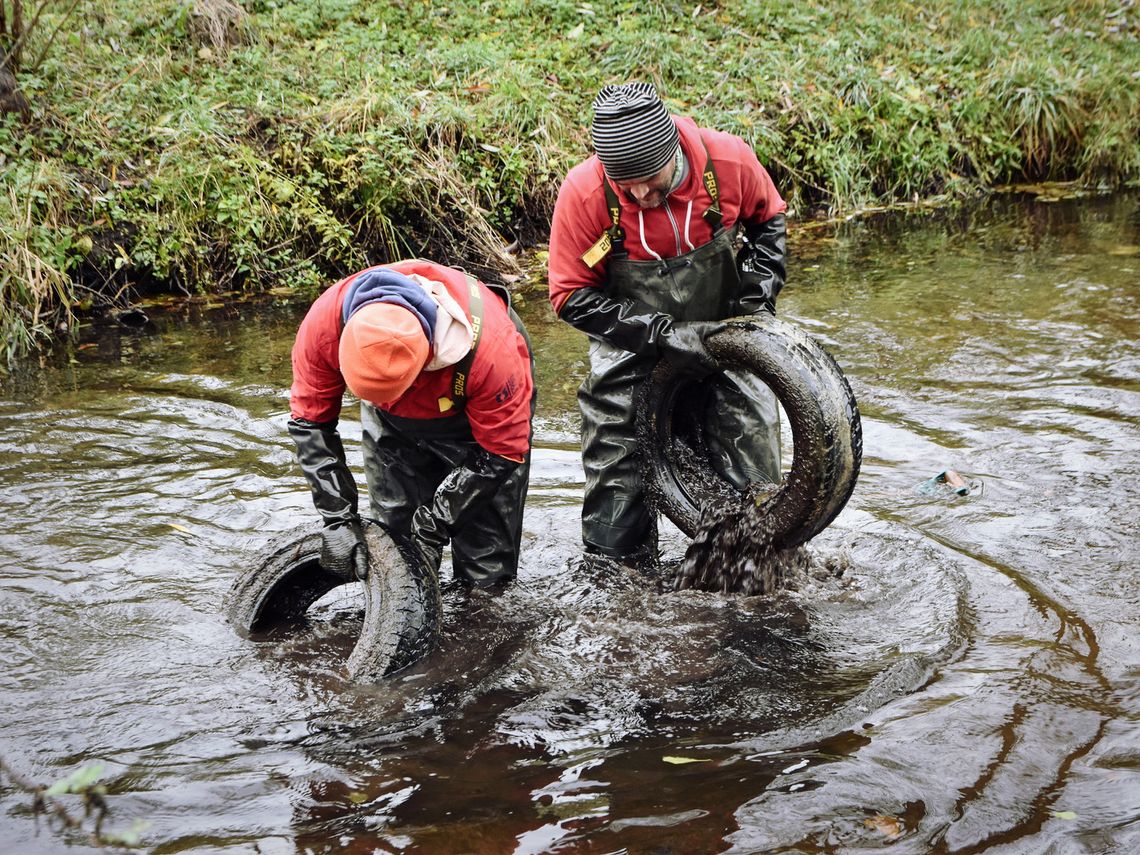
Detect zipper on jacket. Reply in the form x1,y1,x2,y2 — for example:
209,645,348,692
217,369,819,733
663,200,682,256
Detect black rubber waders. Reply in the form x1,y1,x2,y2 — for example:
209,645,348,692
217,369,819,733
225,522,441,681
638,315,863,550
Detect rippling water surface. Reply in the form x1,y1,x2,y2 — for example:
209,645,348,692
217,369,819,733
1,192,1137,853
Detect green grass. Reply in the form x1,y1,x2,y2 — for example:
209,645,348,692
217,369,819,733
1,0,1138,361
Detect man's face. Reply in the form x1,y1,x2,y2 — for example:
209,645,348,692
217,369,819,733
614,157,677,209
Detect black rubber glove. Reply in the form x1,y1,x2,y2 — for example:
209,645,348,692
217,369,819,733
320,518,370,580
288,416,359,525
658,320,726,375
410,448,521,573
410,513,444,576
736,214,787,315
558,287,676,354
559,288,723,375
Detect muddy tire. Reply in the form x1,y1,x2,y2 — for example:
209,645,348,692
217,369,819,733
638,314,862,549
225,522,441,680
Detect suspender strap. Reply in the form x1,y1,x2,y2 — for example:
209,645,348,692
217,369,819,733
450,274,484,404
602,181,626,247
580,182,626,268
699,138,723,231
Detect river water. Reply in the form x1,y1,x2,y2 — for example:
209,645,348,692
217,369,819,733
1,192,1137,853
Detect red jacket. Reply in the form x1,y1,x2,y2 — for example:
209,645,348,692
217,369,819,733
290,260,533,461
548,116,786,313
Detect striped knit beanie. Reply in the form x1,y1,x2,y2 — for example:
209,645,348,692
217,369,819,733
590,82,680,182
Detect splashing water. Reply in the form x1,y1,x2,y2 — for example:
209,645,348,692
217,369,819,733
671,493,846,595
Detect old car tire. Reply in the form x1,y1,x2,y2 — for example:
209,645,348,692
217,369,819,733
225,522,441,680
638,314,862,549
346,524,442,681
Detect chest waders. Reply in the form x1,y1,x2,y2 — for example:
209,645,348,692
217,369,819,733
360,281,535,586
579,155,781,558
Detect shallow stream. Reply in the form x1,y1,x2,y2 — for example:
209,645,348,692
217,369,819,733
1,191,1137,853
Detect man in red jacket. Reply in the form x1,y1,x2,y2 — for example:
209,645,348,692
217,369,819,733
289,259,535,586
548,81,787,564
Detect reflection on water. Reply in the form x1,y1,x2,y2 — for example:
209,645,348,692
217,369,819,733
0,193,1138,853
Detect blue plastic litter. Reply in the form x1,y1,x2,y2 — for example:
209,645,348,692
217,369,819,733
915,469,979,497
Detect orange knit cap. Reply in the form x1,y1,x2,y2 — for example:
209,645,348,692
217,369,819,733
338,302,430,404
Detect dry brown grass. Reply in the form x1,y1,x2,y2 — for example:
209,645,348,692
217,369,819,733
189,0,251,54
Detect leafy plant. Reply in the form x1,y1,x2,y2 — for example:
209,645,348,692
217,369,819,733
0,756,149,849
1,0,1138,363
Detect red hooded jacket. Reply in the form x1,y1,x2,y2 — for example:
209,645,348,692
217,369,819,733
290,260,532,461
548,115,786,313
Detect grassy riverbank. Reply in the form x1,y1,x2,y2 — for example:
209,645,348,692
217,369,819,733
2,0,1138,360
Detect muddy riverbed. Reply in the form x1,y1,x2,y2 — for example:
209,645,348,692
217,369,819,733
0,191,1137,853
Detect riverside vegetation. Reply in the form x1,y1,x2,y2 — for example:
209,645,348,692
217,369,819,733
1,0,1138,362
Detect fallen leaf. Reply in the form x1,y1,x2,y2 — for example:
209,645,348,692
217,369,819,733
662,756,710,765
942,469,969,490
1052,810,1078,820
864,815,903,840
168,523,193,534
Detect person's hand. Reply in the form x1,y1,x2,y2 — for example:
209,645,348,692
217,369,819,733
320,518,369,580
411,505,446,574
660,320,727,375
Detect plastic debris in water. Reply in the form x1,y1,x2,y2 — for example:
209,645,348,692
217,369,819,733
915,469,979,497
